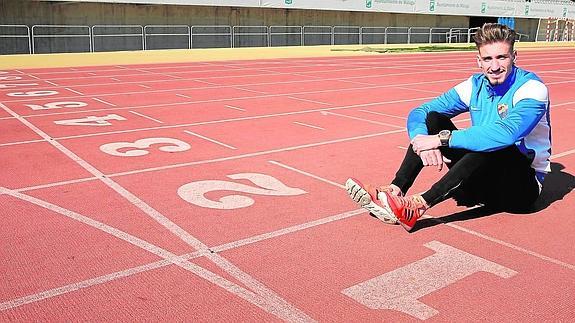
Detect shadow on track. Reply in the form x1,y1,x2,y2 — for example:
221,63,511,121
412,162,575,232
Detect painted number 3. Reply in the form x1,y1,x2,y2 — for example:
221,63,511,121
178,173,307,210
100,137,191,157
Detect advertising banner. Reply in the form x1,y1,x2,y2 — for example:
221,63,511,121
45,0,575,18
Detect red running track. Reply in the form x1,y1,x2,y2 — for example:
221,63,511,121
1,49,575,321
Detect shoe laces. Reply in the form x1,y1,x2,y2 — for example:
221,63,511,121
376,185,403,197
393,194,427,211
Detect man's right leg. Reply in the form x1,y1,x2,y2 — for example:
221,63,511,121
391,111,462,194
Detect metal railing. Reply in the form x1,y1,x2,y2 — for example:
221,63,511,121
0,25,31,54
144,25,190,50
1,24,495,55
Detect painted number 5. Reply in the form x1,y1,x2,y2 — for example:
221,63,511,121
100,137,191,157
178,173,307,210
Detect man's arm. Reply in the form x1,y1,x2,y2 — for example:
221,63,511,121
450,80,548,151
407,78,471,140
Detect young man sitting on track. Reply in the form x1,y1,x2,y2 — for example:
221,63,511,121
346,23,551,231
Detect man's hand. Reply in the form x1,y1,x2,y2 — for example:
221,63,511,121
419,149,451,171
411,134,442,154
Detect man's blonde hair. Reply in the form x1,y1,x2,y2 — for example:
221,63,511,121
473,23,517,49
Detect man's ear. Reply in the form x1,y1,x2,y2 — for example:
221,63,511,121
512,50,517,64
477,55,481,68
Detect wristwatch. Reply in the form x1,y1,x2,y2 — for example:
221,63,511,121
438,130,451,147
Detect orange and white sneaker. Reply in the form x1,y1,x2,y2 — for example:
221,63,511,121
380,193,428,231
345,178,401,224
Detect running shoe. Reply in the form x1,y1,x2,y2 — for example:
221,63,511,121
345,178,399,224
380,193,427,231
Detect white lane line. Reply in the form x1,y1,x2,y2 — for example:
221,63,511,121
360,109,408,120
14,128,408,192
15,177,98,192
50,96,433,141
224,104,246,112
0,74,460,107
443,221,575,271
323,111,405,129
176,93,192,99
0,139,46,147
26,74,41,80
398,146,409,150
395,85,443,95
288,96,332,106
293,121,325,130
163,74,184,79
269,160,344,189
129,110,164,124
550,148,575,160
92,97,116,107
87,72,97,76
45,80,59,86
139,84,152,89
183,130,237,150
338,79,374,86
553,101,575,107
567,108,575,112
212,208,365,251
0,103,313,322
110,77,122,82
195,79,219,86
65,88,84,96
11,51,572,78
267,160,575,272
237,87,268,94
111,128,407,178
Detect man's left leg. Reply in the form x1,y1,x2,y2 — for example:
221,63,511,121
383,145,541,230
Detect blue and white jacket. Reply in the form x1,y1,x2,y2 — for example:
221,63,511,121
407,66,551,182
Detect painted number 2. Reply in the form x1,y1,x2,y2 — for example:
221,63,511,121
178,173,307,209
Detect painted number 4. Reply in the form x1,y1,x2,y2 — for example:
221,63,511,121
178,173,307,209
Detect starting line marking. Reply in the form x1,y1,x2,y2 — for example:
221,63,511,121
175,93,192,99
65,88,84,96
129,110,164,124
92,97,116,107
0,202,366,312
322,110,405,129
0,187,313,322
224,104,246,112
360,109,408,120
292,121,325,130
288,96,332,106
183,130,237,150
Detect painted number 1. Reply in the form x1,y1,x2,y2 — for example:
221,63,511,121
342,241,517,320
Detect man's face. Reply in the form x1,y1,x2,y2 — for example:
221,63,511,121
477,41,516,86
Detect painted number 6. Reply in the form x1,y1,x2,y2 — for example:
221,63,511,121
7,90,58,97
178,173,307,210
100,137,191,157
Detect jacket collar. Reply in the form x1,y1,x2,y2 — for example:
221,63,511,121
483,65,517,97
